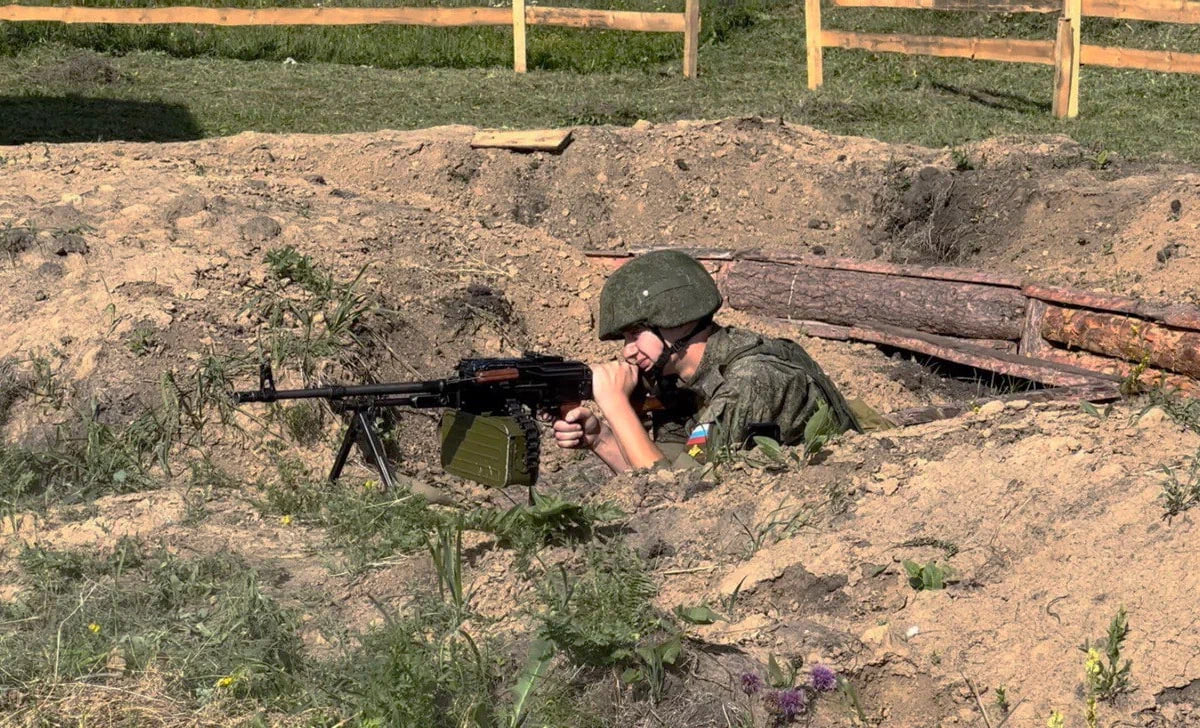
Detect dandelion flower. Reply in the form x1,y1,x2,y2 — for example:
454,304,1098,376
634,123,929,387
810,664,838,692
740,672,763,696
217,675,235,688
1047,710,1065,728
87,623,100,634
280,514,293,526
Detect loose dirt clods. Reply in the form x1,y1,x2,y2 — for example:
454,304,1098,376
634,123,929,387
1,120,1199,726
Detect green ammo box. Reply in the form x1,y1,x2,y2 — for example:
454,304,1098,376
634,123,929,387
439,411,534,488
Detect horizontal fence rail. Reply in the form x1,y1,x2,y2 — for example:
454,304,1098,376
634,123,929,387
809,0,1200,118
0,0,701,75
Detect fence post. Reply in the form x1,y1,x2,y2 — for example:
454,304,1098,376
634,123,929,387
683,0,699,78
806,0,823,89
1052,0,1080,118
513,0,527,73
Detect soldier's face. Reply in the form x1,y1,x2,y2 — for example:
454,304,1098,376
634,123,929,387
620,328,667,373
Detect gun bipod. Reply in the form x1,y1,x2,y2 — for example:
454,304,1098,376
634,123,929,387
329,405,396,491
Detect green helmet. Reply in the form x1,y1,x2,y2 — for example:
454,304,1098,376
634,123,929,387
597,250,723,341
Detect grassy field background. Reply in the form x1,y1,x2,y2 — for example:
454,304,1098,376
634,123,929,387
2,0,1200,158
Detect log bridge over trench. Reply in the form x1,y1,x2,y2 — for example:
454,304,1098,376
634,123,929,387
586,249,1200,425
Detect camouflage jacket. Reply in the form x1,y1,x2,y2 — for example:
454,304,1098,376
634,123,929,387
651,325,860,468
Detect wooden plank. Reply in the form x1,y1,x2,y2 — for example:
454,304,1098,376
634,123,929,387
1067,0,1081,117
806,0,824,89
0,4,512,26
513,0,527,73
1083,0,1200,23
821,30,1056,65
683,0,700,77
884,382,1123,427
525,6,686,31
1052,17,1073,117
723,259,1029,339
1080,44,1200,74
833,0,1059,11
1023,283,1200,329
470,129,573,152
795,319,852,340
848,323,1119,386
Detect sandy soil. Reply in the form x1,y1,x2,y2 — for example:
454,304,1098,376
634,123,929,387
1,119,1198,727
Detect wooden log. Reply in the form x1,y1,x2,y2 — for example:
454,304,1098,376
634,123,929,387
513,0,527,73
833,0,1059,10
1027,346,1200,394
1019,297,1052,356
1080,44,1200,74
806,0,824,89
1083,0,1200,24
1025,283,1200,331
847,323,1118,386
1040,306,1200,377
722,259,1029,339
820,30,1055,65
525,6,686,31
683,0,700,78
0,4,512,26
884,381,1123,427
745,253,1025,288
471,129,573,152
796,320,852,340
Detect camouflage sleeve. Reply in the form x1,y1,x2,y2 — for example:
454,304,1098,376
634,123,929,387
684,357,812,463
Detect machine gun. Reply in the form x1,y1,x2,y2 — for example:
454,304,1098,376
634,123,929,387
234,354,596,490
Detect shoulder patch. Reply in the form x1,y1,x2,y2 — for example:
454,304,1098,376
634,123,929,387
686,422,713,462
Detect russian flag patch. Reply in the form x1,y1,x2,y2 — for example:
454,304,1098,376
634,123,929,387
686,423,712,460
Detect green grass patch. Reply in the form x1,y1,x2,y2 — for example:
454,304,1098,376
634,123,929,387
0,540,305,706
3,5,1199,159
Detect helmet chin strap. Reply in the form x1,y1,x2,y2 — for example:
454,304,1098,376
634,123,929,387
644,318,712,394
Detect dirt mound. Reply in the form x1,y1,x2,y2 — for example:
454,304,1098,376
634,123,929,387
1,120,1199,726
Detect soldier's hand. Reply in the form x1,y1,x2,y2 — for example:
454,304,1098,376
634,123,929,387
553,405,602,450
590,360,639,405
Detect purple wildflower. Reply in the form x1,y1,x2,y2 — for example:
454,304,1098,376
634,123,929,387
765,688,808,721
740,672,763,696
809,664,838,693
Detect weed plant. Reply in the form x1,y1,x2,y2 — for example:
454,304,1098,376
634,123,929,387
1080,607,1133,702
1160,447,1200,518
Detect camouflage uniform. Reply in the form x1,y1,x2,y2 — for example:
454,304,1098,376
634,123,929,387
651,325,861,469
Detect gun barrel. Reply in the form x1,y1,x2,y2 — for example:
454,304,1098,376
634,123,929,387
234,378,450,404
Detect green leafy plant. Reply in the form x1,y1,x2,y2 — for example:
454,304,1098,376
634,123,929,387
463,491,623,566
902,560,954,591
1160,448,1200,518
1080,401,1114,420
951,148,974,171
1080,607,1132,702
730,497,812,559
428,521,468,617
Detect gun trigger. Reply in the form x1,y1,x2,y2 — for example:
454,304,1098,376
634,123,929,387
259,362,276,393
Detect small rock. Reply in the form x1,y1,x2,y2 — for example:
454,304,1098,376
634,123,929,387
239,215,282,241
1170,198,1182,220
2,228,34,253
810,245,826,256
807,218,831,230
977,401,1005,417
1157,243,1182,263
33,290,47,301
37,262,64,278
53,233,88,256
632,119,653,131
305,174,327,185
1006,399,1030,410
1137,406,1168,429
674,158,689,171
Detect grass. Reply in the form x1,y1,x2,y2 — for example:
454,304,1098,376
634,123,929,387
0,3,1197,159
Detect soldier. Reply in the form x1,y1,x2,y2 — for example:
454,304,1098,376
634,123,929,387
552,250,865,472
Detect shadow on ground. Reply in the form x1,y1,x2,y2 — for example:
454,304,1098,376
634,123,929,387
0,96,202,144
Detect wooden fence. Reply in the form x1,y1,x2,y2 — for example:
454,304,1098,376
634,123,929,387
0,0,701,76
805,0,1200,117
